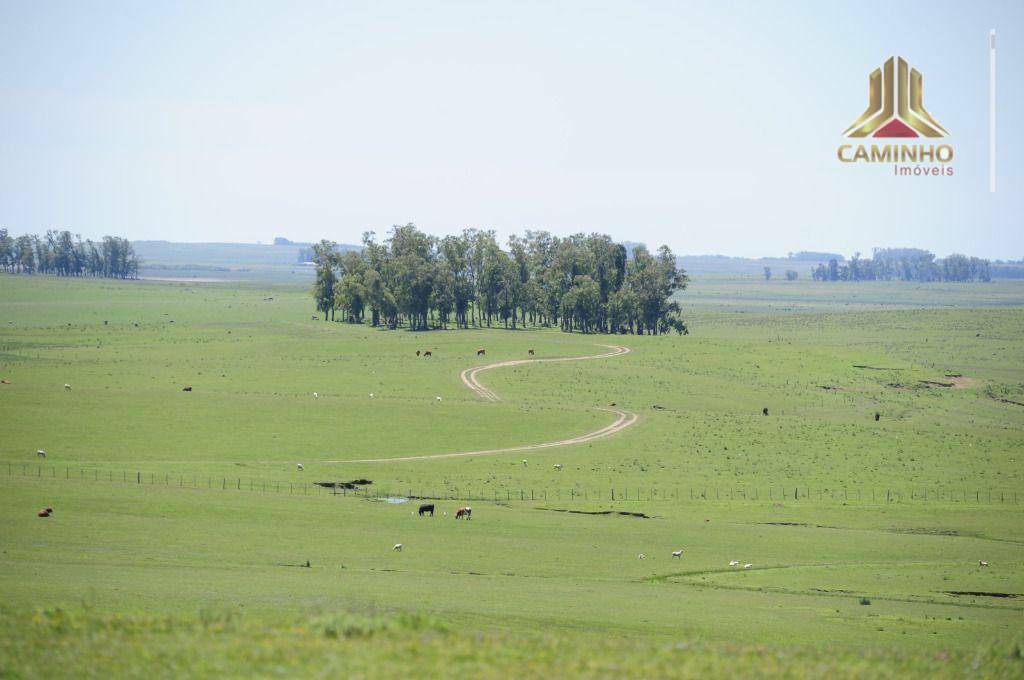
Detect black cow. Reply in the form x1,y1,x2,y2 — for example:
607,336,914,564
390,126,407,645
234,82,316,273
418,503,435,517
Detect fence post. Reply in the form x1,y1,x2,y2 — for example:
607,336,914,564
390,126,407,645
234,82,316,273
137,471,140,484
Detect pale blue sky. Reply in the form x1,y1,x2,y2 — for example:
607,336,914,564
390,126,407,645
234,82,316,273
0,0,1021,258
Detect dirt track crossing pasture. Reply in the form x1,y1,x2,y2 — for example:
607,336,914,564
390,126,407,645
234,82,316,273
329,344,638,464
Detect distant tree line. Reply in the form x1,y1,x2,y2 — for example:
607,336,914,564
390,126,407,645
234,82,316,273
788,250,844,262
311,224,688,334
0,229,140,279
991,260,1024,279
811,248,991,283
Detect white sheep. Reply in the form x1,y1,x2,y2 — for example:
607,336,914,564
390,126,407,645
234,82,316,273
36,449,46,459
296,463,304,471
729,560,739,567
743,563,753,569
637,553,646,560
522,459,528,467
979,560,989,567
393,543,403,552
312,392,319,399
671,550,683,558
436,396,442,402
63,384,72,391
369,393,375,399
554,464,563,471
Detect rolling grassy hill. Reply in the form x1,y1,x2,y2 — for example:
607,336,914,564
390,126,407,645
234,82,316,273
1,274,1022,677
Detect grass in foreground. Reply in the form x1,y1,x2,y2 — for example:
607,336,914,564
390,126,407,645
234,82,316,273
2,606,1022,679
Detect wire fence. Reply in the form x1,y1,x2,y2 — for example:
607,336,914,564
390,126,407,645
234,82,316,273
4,462,1020,505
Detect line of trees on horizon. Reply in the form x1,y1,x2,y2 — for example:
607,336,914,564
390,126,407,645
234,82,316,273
810,248,991,283
311,224,689,334
0,229,140,279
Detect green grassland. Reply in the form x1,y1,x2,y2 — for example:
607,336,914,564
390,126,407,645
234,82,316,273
1,274,1023,678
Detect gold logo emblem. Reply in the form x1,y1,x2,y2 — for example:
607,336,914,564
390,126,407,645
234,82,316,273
844,57,947,138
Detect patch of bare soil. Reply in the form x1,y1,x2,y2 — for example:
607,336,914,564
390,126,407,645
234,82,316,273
537,507,655,519
316,479,372,489
920,376,980,389
944,591,1019,599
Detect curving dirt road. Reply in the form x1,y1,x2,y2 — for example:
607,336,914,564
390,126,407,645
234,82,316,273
331,344,637,464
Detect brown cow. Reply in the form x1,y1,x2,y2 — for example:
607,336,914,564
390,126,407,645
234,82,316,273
455,506,472,520
476,348,485,356
528,349,535,356
37,509,50,518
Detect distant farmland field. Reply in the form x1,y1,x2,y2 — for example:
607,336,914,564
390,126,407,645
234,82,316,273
1,274,1022,677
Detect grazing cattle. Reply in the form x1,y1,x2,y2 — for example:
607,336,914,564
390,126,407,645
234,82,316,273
416,350,421,356
743,563,753,569
64,384,72,391
296,463,304,471
553,464,563,471
0,379,10,385
37,450,46,459
874,412,880,422
729,560,739,567
182,386,192,392
671,550,683,558
455,506,472,520
522,459,528,467
637,553,646,560
37,509,50,518
528,349,535,356
423,350,432,357
476,348,485,356
418,503,435,517
979,560,989,567
45,507,53,514
762,407,769,416
393,543,403,552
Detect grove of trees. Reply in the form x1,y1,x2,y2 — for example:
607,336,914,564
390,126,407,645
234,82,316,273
312,224,688,334
0,229,139,278
811,248,991,283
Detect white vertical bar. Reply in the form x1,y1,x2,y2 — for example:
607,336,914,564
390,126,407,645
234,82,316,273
989,29,996,193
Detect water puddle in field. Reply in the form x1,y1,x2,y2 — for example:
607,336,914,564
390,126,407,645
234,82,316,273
379,497,409,504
